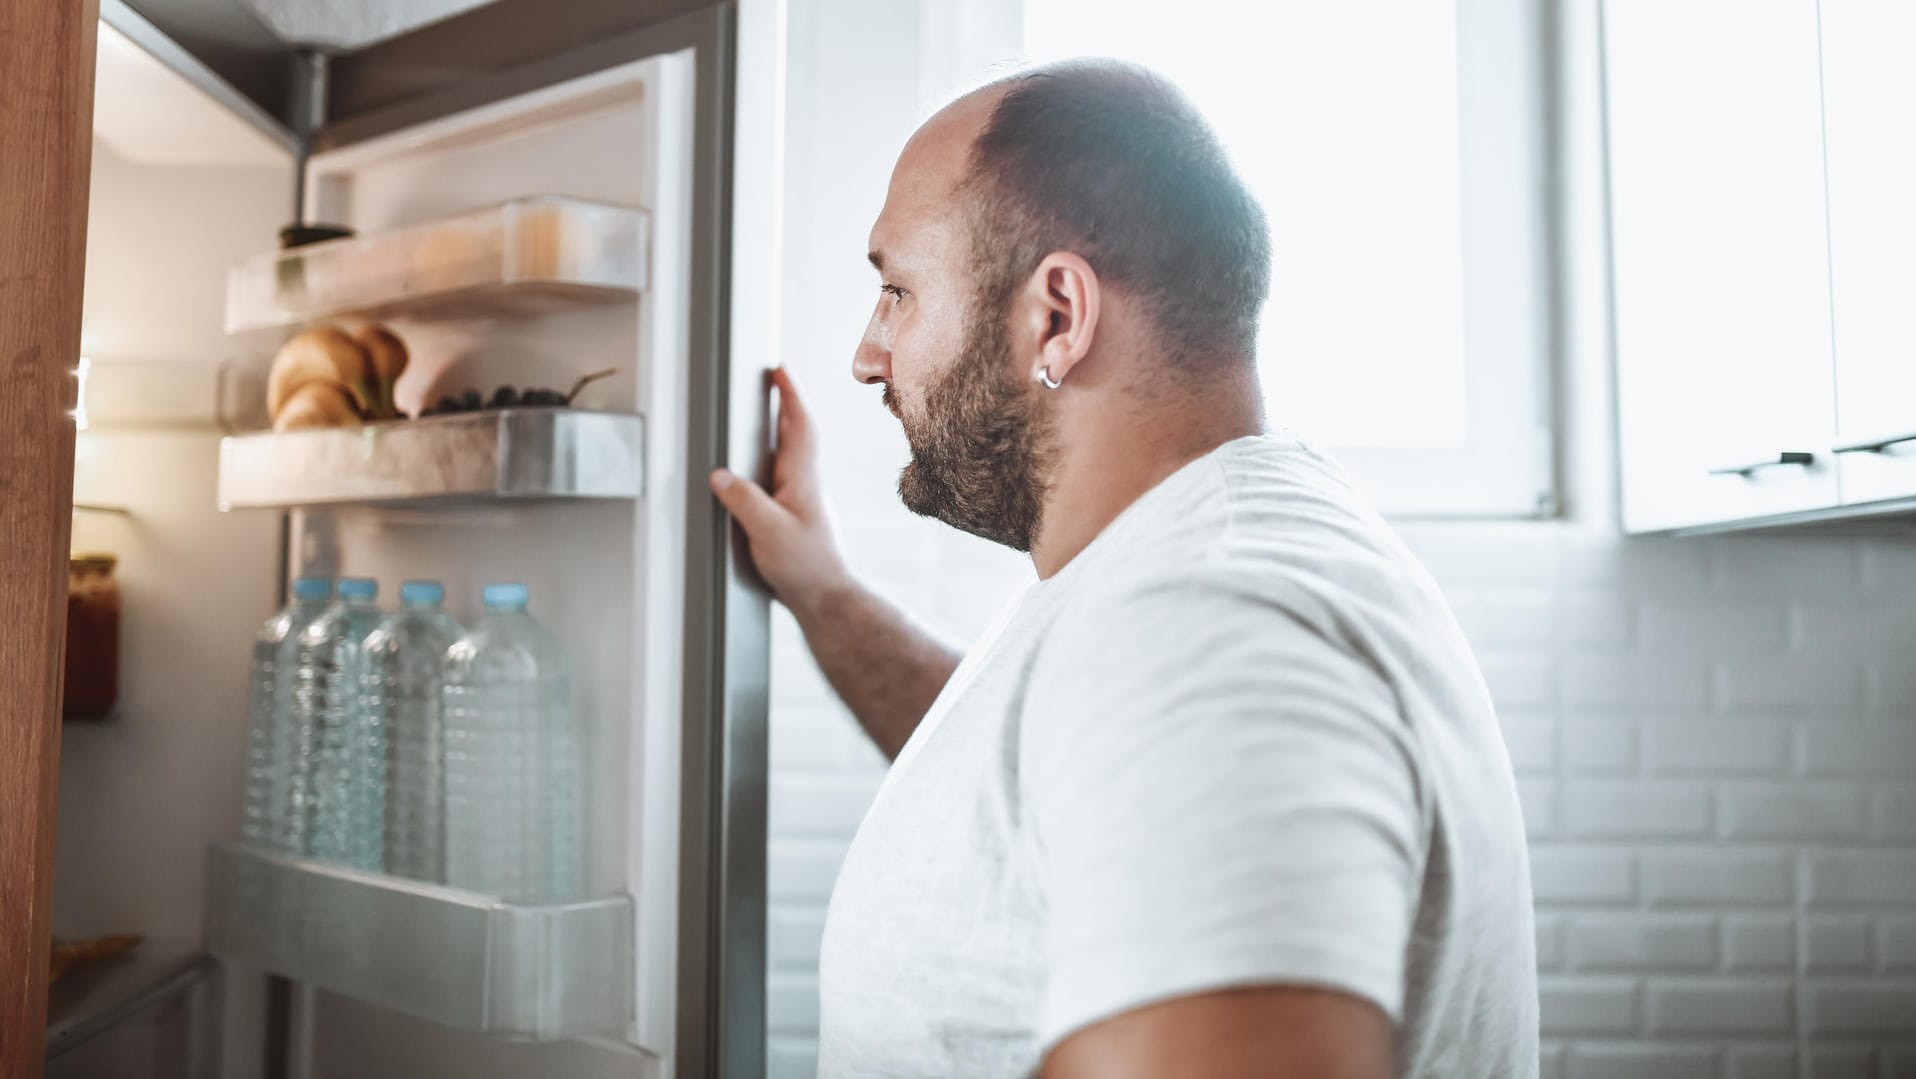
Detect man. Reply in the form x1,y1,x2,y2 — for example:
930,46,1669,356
709,59,1538,1079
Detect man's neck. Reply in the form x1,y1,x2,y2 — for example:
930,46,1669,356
1029,372,1266,580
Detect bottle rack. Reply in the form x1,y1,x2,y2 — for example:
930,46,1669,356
204,843,634,1041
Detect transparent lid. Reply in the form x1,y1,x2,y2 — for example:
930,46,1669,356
70,552,118,575
400,580,445,607
482,583,529,610
338,577,379,601
292,577,332,602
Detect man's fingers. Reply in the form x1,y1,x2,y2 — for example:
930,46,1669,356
772,366,816,452
710,469,787,534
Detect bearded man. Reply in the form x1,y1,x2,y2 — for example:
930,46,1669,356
709,58,1539,1079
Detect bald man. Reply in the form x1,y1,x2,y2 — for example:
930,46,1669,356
710,59,1539,1079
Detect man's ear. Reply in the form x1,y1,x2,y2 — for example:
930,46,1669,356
1017,251,1100,388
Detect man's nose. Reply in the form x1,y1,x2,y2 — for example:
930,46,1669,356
852,335,890,385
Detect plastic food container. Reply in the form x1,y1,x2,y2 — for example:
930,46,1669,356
64,553,120,720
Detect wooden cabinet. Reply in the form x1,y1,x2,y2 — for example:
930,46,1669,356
1820,0,1916,505
1605,0,1839,533
1608,0,1916,532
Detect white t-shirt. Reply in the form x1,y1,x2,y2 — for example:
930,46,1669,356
815,433,1539,1078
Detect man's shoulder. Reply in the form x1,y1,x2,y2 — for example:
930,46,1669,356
1097,434,1392,564
1071,446,1410,616
1037,549,1361,688
1038,437,1452,703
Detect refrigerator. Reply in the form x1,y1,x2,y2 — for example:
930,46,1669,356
50,1,778,1076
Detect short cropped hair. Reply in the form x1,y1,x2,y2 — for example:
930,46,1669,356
960,58,1273,371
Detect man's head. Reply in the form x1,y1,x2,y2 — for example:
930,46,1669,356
856,58,1272,552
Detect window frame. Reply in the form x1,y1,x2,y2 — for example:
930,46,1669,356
1327,0,1559,518
930,0,1563,518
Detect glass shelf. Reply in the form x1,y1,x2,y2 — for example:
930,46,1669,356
204,842,634,1041
216,408,644,510
45,940,210,1060
224,197,647,332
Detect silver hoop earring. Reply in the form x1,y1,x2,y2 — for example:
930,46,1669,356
1038,366,1063,390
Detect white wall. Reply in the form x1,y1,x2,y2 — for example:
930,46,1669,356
57,141,290,947
765,2,1916,1077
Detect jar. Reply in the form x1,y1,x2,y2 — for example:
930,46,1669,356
65,553,120,720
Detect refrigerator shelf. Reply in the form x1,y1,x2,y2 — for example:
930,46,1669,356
204,842,634,1041
225,197,647,332
46,941,212,1061
218,408,644,509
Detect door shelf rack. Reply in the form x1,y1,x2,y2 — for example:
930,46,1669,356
224,197,647,332
204,842,634,1041
217,407,644,510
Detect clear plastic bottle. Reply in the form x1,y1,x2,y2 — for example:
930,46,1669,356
442,583,580,902
240,576,332,851
361,580,462,883
284,576,386,868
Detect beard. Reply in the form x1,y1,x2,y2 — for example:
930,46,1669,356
890,300,1055,552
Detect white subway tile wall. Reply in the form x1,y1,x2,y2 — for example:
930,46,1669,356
766,524,1916,1077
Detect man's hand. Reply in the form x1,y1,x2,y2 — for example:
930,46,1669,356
709,367,853,618
1041,986,1396,1079
709,367,962,757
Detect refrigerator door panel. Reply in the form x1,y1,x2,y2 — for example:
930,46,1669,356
285,57,684,1071
308,993,657,1078
696,0,778,1073
267,9,765,1076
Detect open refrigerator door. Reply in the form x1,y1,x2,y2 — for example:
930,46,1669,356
53,3,773,1078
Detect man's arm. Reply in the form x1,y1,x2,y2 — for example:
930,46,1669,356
1021,573,1424,1078
710,367,960,759
786,579,959,760
1041,987,1394,1079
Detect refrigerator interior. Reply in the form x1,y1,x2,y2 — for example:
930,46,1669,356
58,14,707,1079
56,18,292,1076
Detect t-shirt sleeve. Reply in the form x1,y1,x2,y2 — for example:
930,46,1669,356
1021,571,1427,1049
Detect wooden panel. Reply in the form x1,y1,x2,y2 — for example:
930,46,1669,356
0,0,98,1074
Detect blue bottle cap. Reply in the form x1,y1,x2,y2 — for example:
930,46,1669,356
337,577,379,600
400,580,444,606
482,582,530,609
292,577,331,602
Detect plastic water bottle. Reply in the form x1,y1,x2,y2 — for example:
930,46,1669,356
284,576,386,869
240,576,332,851
443,583,580,902
361,580,462,883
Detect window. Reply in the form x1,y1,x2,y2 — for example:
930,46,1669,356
1018,0,1556,516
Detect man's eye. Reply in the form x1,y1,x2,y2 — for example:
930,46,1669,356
879,283,907,300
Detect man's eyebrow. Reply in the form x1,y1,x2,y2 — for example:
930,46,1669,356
868,249,884,273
